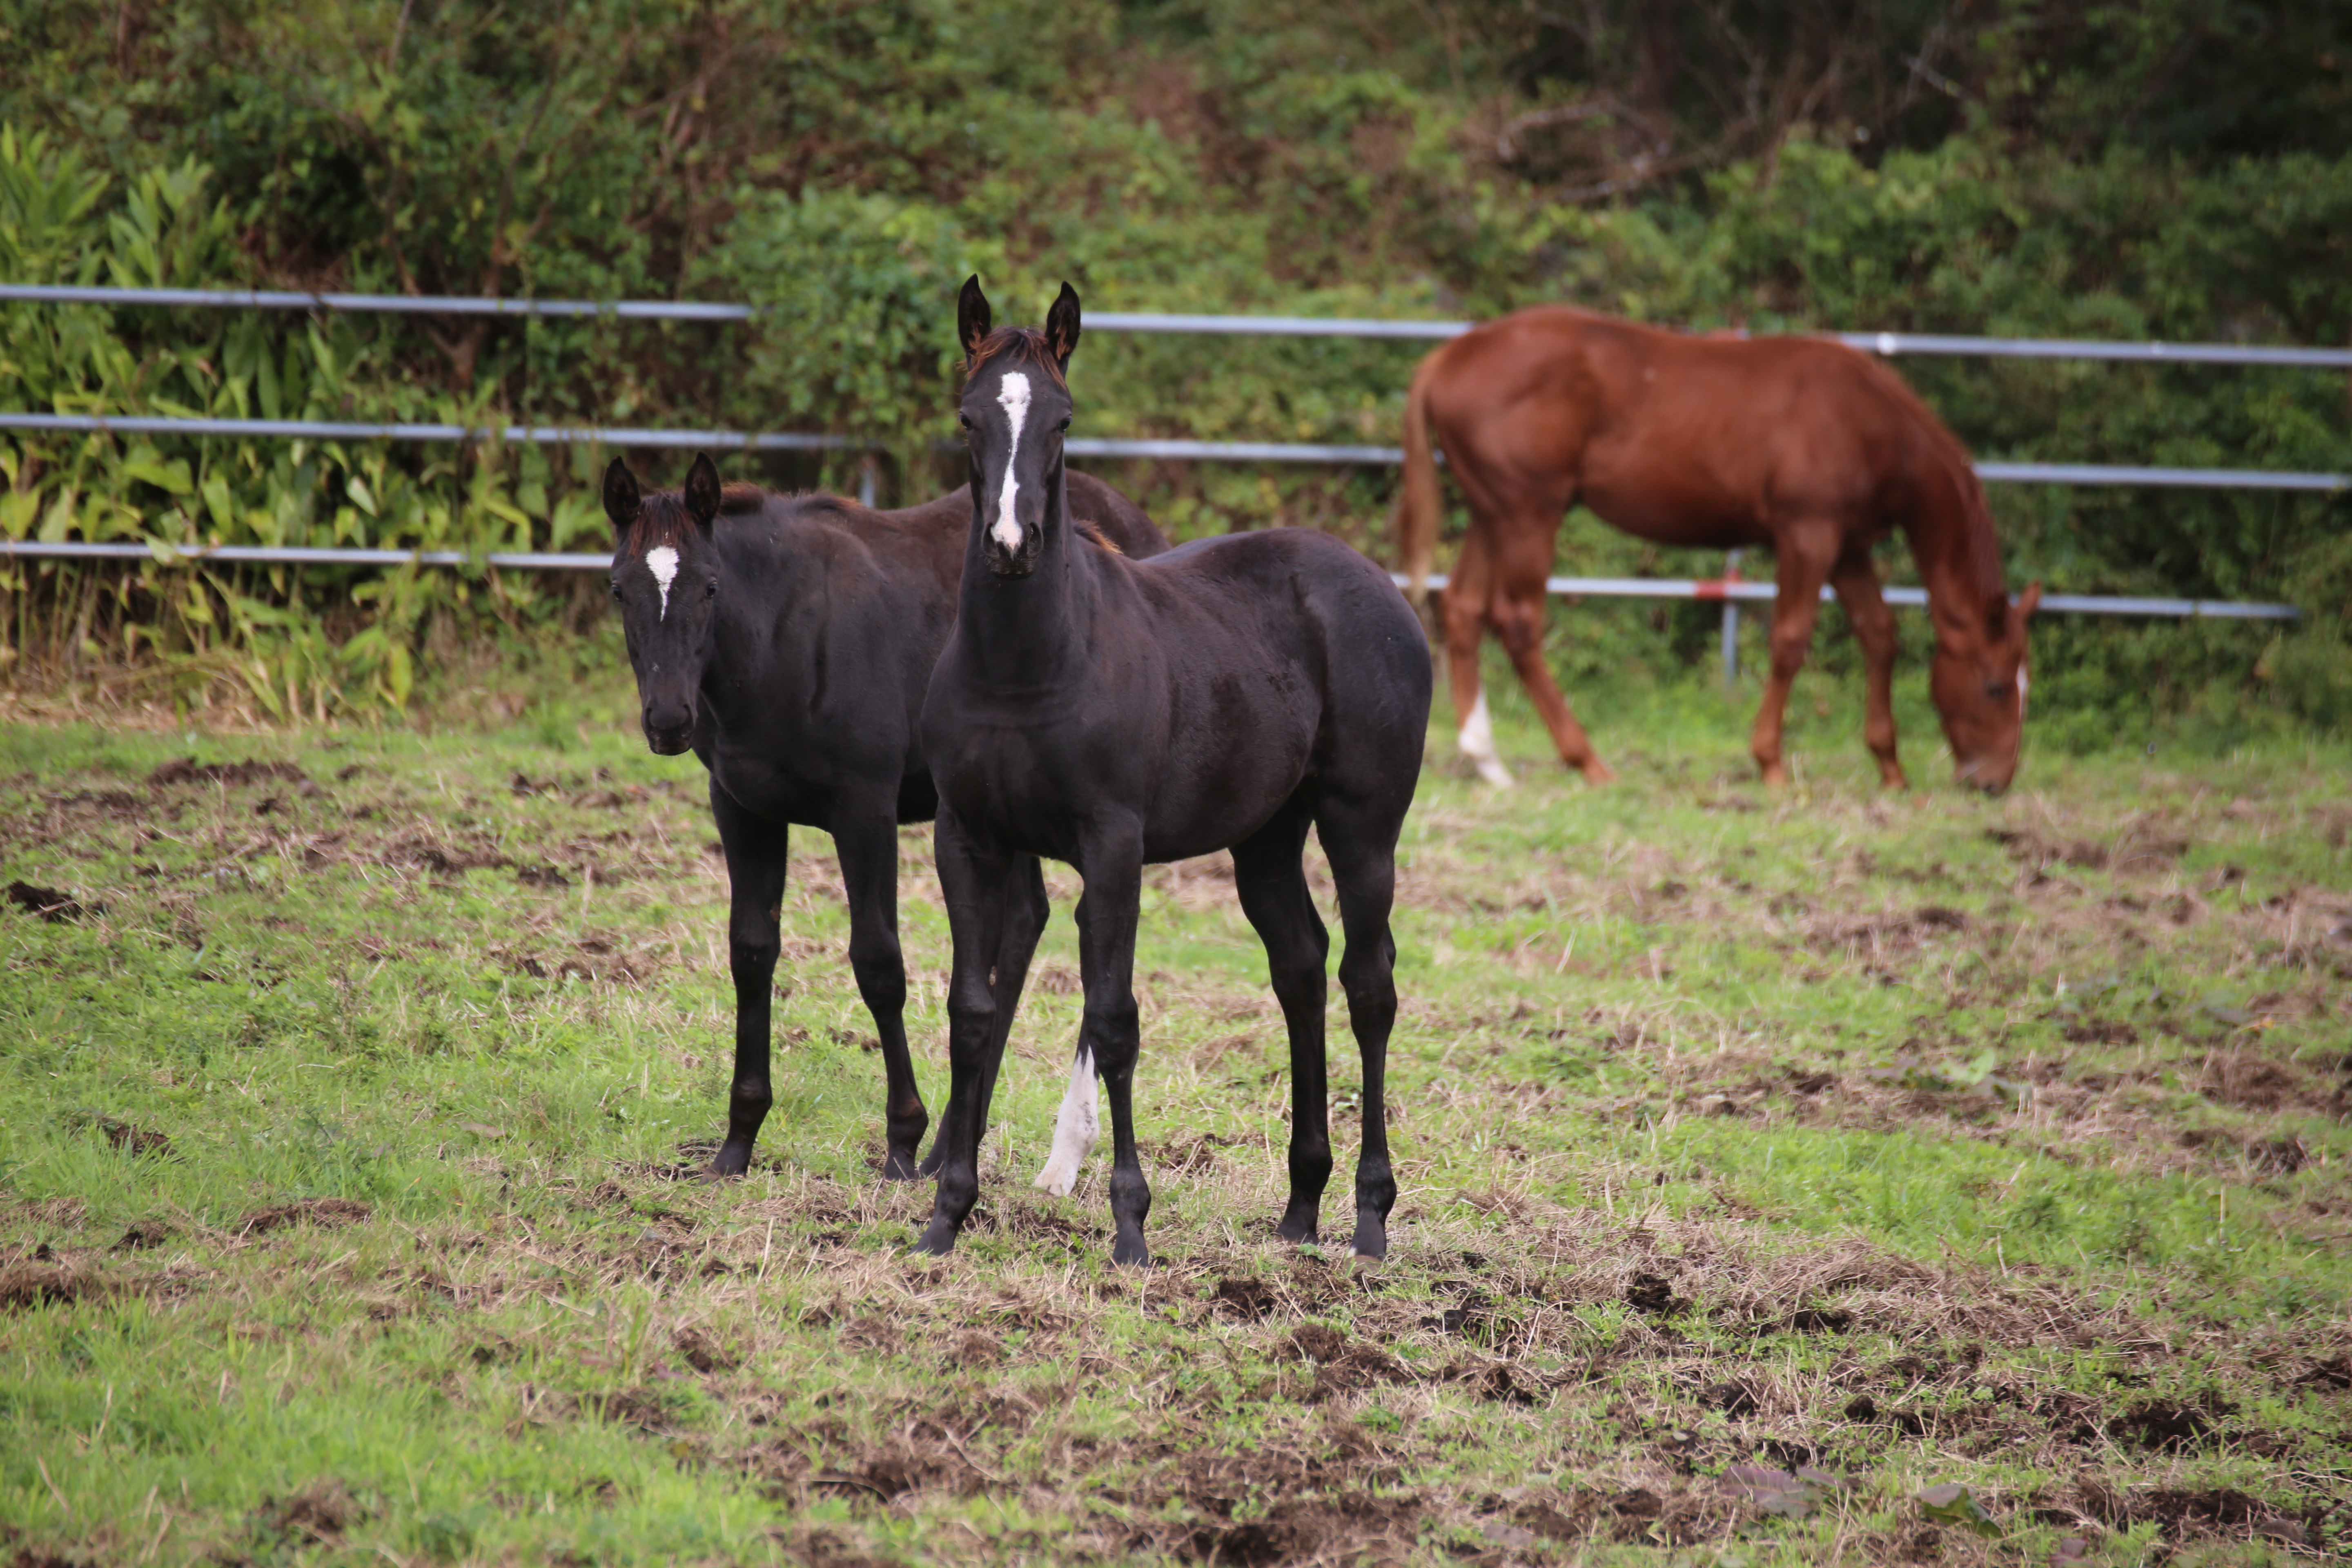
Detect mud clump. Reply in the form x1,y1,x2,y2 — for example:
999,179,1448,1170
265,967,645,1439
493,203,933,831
673,1325,738,1374
1287,1325,1410,1401
255,1480,362,1544
114,1220,172,1251
1701,1379,1761,1417
0,1263,111,1312
2109,1397,2229,1451
1626,1272,1690,1316
6,880,100,923
1177,1492,1419,1565
1214,1275,1278,1322
148,757,310,790
1778,1307,1853,1333
94,1116,172,1158
238,1198,374,1235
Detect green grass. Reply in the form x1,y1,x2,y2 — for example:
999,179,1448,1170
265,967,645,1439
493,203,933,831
3,662,2350,1566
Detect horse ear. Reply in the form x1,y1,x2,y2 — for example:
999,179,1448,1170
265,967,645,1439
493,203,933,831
1045,281,1081,368
2016,582,2042,622
602,457,641,541
958,274,992,361
683,453,722,534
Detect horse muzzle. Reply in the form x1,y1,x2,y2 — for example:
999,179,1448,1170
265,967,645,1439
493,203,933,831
984,518,1043,578
641,698,696,755
1954,755,2015,795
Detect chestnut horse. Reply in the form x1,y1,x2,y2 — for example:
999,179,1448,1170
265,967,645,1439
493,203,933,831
1396,306,2040,792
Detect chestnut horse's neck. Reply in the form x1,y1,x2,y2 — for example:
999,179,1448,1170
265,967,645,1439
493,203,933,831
1900,426,2007,650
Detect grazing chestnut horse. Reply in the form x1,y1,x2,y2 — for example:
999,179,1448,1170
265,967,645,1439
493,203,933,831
604,456,1166,1183
916,278,1430,1267
1396,306,2040,792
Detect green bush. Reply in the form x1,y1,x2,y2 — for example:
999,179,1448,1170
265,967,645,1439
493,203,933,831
0,1,2343,736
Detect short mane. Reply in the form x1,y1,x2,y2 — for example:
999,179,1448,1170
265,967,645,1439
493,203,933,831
1850,349,2005,607
964,326,1067,389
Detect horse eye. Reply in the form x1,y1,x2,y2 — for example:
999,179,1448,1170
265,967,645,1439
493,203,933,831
704,579,718,599
958,413,973,430
1984,680,2007,698
1056,416,1071,433
609,584,623,602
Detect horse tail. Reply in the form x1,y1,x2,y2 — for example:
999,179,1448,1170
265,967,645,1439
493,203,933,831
1395,350,1445,608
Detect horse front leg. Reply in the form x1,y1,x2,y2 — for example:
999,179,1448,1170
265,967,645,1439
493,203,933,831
1442,521,1514,788
922,852,1051,1178
834,813,926,1180
1074,822,1151,1267
1830,547,1908,789
1751,534,1837,786
913,808,1012,1256
708,788,786,1179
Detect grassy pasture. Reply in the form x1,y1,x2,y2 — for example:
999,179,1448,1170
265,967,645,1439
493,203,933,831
2,662,2349,1567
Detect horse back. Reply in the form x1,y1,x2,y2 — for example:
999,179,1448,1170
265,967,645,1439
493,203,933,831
1431,307,1961,533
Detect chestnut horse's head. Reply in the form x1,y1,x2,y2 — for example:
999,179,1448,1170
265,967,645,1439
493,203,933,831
1931,584,2040,793
605,453,724,756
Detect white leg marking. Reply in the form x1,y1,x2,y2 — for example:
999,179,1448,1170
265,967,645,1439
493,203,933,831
1031,1043,1097,1197
645,545,679,621
992,372,1031,554
1459,691,1515,788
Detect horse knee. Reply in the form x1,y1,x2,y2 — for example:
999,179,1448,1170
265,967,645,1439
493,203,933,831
1080,998,1141,1073
1492,604,1545,661
728,917,780,980
1768,630,1813,678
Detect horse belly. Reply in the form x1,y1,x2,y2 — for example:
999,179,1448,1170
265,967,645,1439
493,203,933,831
1580,456,1762,549
1140,710,1314,861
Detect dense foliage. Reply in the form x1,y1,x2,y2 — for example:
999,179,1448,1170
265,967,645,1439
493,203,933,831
0,0,2346,734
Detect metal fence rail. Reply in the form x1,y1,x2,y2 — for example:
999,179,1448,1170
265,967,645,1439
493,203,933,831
3,411,2343,492
8,283,2352,368
4,283,2337,631
0,540,2302,625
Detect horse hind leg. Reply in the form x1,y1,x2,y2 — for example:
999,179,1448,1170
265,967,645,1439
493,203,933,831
1441,520,1514,788
835,813,926,1180
1749,531,1838,786
1033,882,1101,1198
1230,802,1332,1243
1314,793,1406,1266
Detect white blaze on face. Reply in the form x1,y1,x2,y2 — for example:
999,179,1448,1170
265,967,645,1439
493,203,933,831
1459,691,1515,788
2017,663,2029,726
991,372,1032,553
1031,1043,1098,1198
645,545,681,621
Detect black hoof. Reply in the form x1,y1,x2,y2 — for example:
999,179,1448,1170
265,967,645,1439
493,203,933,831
1111,1230,1152,1268
703,1143,753,1180
911,1218,960,1257
916,1143,947,1178
1276,1205,1320,1244
1350,1213,1388,1262
880,1147,924,1182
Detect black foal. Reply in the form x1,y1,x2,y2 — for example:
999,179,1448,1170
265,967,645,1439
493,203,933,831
604,454,1166,1180
916,280,1433,1266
